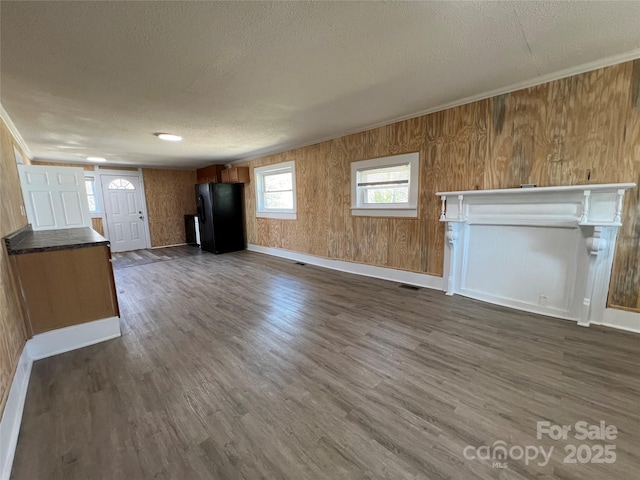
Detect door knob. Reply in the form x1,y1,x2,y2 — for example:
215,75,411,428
139,215,144,220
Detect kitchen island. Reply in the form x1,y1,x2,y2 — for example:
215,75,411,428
4,225,120,336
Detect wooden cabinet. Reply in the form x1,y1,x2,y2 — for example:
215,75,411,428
196,164,225,184
221,167,250,184
196,165,249,184
11,245,119,335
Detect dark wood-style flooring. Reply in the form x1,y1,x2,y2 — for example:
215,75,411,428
11,248,640,479
111,244,204,269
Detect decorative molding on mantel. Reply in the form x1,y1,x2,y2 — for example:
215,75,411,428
437,183,636,327
437,183,636,227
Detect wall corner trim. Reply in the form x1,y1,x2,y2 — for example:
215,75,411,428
246,244,443,290
0,103,33,160
0,346,32,480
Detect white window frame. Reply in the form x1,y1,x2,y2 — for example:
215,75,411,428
84,173,102,217
254,161,297,220
350,152,419,217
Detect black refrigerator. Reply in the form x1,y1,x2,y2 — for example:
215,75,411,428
195,183,245,254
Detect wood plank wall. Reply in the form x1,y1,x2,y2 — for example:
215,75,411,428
91,218,105,236
239,60,640,313
142,169,197,247
0,118,30,415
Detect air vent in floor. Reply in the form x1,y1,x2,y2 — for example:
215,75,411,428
399,284,420,291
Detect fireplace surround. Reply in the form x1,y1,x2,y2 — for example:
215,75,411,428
437,183,636,326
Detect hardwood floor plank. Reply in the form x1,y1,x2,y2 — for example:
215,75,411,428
10,247,640,479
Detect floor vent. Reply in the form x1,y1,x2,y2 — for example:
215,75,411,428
399,284,420,291
294,262,306,266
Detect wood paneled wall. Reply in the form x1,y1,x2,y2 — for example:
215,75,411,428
240,60,640,313
91,218,104,236
0,118,30,415
142,169,197,247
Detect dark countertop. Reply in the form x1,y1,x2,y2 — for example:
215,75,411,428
4,224,109,255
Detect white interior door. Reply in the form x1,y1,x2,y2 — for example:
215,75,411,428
101,174,148,252
18,164,91,230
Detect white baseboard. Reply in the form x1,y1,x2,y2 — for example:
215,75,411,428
0,316,121,479
594,308,640,334
246,244,442,290
0,347,32,480
26,317,121,361
151,243,187,249
247,244,640,336
458,288,576,322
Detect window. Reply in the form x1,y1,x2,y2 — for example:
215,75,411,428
351,152,419,217
254,161,297,219
107,178,135,190
85,177,99,214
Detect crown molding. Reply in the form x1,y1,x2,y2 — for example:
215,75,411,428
0,104,33,160
229,48,640,166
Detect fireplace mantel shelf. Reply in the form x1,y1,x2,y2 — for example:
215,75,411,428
436,183,636,197
437,183,636,227
436,182,636,328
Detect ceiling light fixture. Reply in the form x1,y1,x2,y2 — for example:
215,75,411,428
87,156,107,162
155,133,182,142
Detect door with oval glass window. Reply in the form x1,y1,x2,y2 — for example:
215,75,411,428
100,174,148,252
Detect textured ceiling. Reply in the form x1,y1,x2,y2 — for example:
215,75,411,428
2,1,640,169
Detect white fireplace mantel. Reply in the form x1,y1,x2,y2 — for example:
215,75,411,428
436,183,636,327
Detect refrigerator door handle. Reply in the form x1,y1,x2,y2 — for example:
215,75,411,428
198,194,206,224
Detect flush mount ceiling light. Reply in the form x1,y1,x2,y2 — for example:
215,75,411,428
87,156,107,162
154,132,182,142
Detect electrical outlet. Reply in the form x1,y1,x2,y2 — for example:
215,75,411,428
20,205,25,216
538,295,548,307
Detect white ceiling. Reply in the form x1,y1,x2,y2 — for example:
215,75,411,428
2,1,640,169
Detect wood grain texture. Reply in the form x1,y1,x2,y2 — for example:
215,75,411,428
196,164,224,184
0,118,29,415
239,61,640,312
221,166,250,184
111,244,204,269
141,169,197,247
486,81,567,188
609,61,640,309
91,218,104,236
10,248,640,479
12,246,119,335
